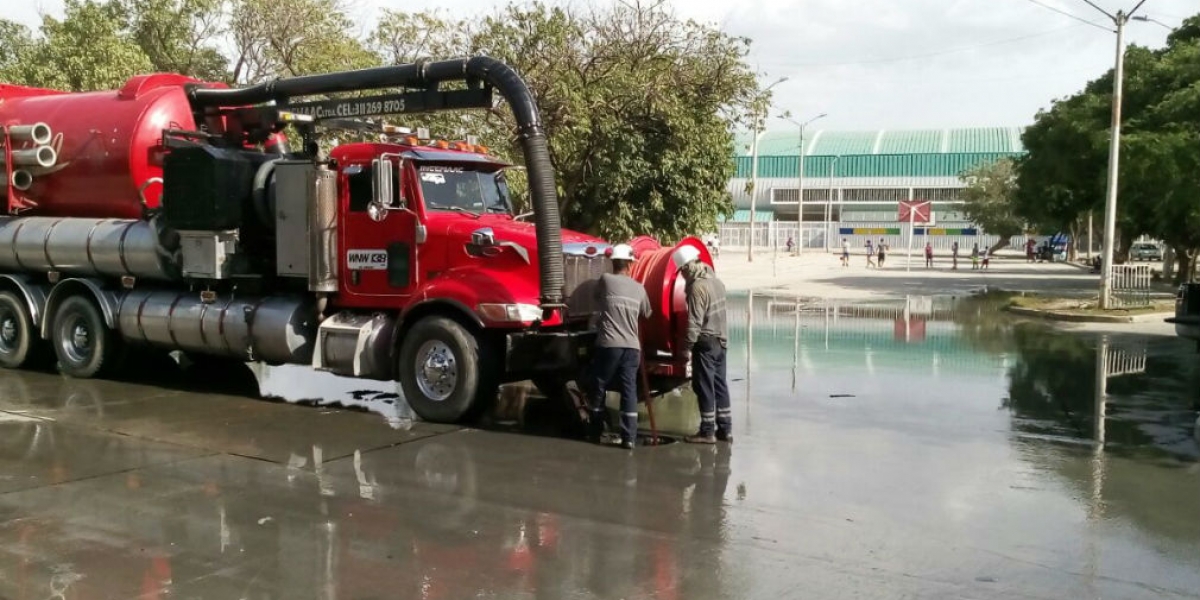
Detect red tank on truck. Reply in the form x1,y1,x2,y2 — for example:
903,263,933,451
0,58,714,423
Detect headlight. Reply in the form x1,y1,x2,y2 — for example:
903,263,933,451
476,303,543,323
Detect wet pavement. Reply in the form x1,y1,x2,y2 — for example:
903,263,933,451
0,293,1197,599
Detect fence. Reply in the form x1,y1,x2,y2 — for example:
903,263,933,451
716,222,1024,253
1109,264,1152,307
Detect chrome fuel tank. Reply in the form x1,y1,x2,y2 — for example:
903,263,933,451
0,217,177,281
118,291,316,365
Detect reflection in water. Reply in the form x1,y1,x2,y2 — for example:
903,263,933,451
726,291,1200,564
0,427,733,599
726,291,1197,461
0,291,1197,597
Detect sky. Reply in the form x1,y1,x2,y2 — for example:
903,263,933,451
8,0,1195,132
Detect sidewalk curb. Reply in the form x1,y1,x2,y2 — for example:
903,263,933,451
1006,305,1173,324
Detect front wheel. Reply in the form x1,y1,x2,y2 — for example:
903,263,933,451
51,295,123,378
398,316,493,423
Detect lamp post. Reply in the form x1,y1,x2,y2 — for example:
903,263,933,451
747,76,788,263
825,155,840,252
1131,14,1175,30
784,113,827,255
1080,0,1149,309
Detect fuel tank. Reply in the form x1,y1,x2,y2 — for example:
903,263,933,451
0,216,178,281
629,236,714,379
117,290,316,365
0,74,204,218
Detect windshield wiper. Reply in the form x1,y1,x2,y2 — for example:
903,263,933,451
445,206,482,219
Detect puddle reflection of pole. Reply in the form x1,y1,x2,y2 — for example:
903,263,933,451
1085,335,1109,595
823,300,830,350
746,290,754,421
904,295,911,342
792,300,800,393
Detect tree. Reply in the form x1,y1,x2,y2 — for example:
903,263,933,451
365,2,759,241
469,2,758,241
226,0,375,84
120,0,229,80
959,158,1022,250
0,20,38,85
1015,12,1200,276
2,0,153,91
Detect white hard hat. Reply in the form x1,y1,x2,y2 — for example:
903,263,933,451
672,245,701,269
610,243,636,261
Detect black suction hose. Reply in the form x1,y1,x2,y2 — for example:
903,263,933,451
189,57,565,305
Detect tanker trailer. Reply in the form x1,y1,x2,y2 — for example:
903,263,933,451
0,58,709,424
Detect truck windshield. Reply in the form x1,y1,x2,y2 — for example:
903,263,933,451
418,165,511,215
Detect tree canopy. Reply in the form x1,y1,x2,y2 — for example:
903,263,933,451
0,0,763,242
1013,12,1200,279
959,157,1023,247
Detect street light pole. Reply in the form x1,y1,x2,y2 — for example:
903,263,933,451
1098,10,1128,309
1081,0,1149,309
785,113,826,255
747,77,787,263
748,127,764,262
826,155,840,252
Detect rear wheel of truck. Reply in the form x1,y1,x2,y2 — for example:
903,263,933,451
51,295,123,378
0,291,42,369
399,316,492,423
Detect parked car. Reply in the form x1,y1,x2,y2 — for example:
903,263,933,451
1130,242,1163,261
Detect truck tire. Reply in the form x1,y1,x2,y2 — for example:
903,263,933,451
51,295,123,378
399,316,491,423
0,291,41,369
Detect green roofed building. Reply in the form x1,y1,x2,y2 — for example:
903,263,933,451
723,127,1026,250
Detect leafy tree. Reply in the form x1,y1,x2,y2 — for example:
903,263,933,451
1015,12,1200,276
2,0,153,91
0,20,38,84
471,2,758,241
120,0,229,80
959,158,1022,250
365,2,759,241
226,0,375,84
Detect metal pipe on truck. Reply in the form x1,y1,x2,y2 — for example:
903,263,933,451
6,123,52,145
11,145,56,168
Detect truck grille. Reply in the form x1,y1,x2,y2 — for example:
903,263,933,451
563,253,610,320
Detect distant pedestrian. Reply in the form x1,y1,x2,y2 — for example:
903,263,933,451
982,248,991,269
924,241,933,268
971,243,980,270
951,241,959,270
674,247,732,445
877,238,887,268
1025,238,1036,263
865,240,876,268
785,235,794,254
841,238,850,267
586,244,652,450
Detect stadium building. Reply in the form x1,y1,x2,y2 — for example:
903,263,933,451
722,127,1026,251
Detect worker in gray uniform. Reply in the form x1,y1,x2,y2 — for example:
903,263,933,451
674,246,732,444
587,243,652,450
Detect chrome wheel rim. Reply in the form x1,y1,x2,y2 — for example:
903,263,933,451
60,317,92,364
0,313,18,355
415,340,458,401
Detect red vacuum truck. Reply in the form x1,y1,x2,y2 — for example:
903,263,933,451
0,57,711,423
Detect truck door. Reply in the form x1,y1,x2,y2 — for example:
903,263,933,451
340,158,420,302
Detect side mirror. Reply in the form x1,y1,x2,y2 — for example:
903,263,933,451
372,158,393,208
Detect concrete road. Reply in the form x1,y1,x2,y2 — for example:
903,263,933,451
0,294,1197,599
